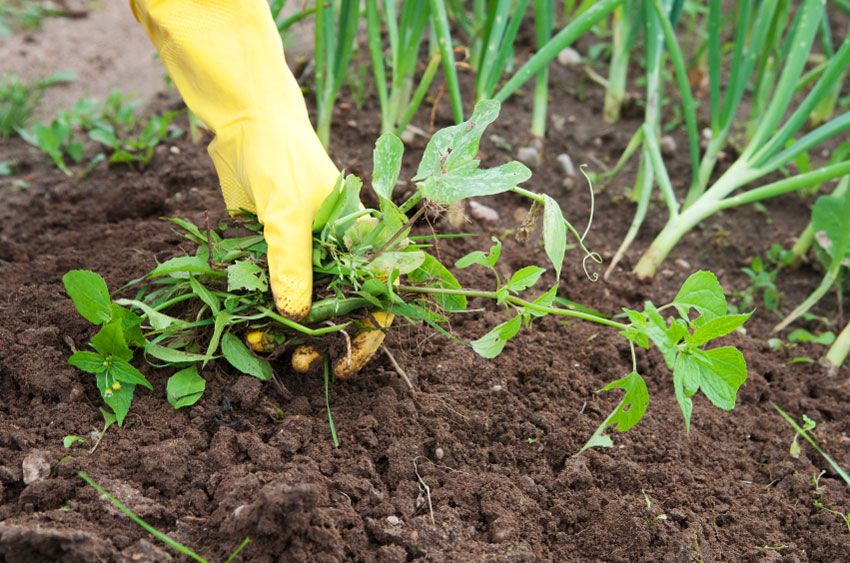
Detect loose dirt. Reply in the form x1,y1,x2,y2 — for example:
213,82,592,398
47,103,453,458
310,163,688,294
1,30,850,563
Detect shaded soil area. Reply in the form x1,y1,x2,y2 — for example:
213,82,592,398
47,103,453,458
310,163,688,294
2,55,850,563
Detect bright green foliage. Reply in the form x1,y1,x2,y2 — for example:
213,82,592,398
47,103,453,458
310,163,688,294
167,367,205,409
0,0,67,35
0,71,74,137
577,371,649,454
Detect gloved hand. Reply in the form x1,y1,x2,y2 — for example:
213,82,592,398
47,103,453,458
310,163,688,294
131,0,391,376
131,0,338,321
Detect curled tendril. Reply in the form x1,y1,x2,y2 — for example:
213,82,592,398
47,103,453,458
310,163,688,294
582,252,602,282
579,164,595,243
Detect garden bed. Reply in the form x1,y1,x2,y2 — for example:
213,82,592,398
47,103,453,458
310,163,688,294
2,33,850,563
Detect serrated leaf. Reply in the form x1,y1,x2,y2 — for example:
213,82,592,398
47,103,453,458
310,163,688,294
91,321,132,360
689,313,751,347
528,286,558,317
62,270,112,324
643,302,679,369
470,315,522,358
696,347,747,411
109,357,153,390
221,332,272,380
68,351,107,374
577,371,649,455
372,133,404,201
226,260,269,292
456,236,501,269
167,366,205,409
408,253,467,312
672,271,727,325
508,266,545,293
542,194,567,279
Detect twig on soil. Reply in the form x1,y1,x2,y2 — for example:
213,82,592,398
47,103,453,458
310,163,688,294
382,344,414,391
413,456,436,526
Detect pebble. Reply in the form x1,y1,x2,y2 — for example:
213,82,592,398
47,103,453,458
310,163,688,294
434,447,445,461
675,258,691,270
557,47,581,66
387,515,401,526
469,201,500,223
660,135,677,156
556,153,576,177
22,451,50,485
517,146,540,167
491,384,503,392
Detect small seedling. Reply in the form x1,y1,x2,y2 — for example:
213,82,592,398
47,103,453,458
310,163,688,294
0,71,74,137
63,407,118,453
642,489,668,523
813,500,850,533
774,404,850,488
789,414,816,459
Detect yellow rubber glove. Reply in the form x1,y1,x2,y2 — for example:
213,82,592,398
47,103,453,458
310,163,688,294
130,0,338,321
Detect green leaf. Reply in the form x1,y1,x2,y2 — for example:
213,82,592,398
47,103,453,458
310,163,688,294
148,255,220,278
456,236,502,269
416,160,532,205
88,127,118,148
189,275,220,316
372,133,404,201
369,250,425,275
697,347,747,411
204,311,232,366
110,305,146,348
787,329,836,346
507,266,545,293
62,270,112,324
91,321,132,361
672,271,727,325
812,194,850,262
470,315,522,358
408,253,467,312
101,381,134,427
577,371,649,455
689,313,752,347
220,332,272,380
68,351,107,374
542,195,567,279
113,299,182,331
109,357,153,390
166,366,205,409
528,286,558,317
146,343,210,364
325,174,363,236
226,260,269,292
642,302,680,369
63,436,88,448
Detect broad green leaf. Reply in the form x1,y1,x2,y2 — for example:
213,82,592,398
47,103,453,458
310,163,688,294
221,332,273,380
114,299,182,331
62,270,112,324
68,351,107,374
696,347,747,411
812,194,850,262
456,236,502,269
312,173,344,232
148,255,219,278
91,321,132,361
528,286,558,317
369,250,425,275
672,271,727,325
621,309,650,349
542,195,567,279
408,253,467,312
226,260,269,292
166,366,205,409
109,357,153,390
507,266,545,293
110,305,146,348
413,100,501,181
470,315,522,359
88,127,118,148
372,133,404,201
99,377,134,427
63,436,88,448
326,174,363,236
787,329,836,346
643,303,679,369
189,274,220,316
577,371,649,455
416,160,532,205
689,313,752,346
146,343,210,364
673,357,694,433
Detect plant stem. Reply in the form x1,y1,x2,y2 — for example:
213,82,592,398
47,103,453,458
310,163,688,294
397,284,628,330
824,320,850,375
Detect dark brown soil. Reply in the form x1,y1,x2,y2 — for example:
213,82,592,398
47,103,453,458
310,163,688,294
2,50,850,563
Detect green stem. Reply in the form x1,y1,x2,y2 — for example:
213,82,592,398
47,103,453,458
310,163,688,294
397,285,628,330
824,320,850,374
429,0,464,123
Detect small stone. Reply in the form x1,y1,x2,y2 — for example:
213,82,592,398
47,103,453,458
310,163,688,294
675,258,691,269
434,447,445,461
556,153,576,177
557,47,581,66
400,129,416,144
660,269,675,279
22,450,51,485
346,120,358,128
469,201,500,224
702,127,713,140
387,515,401,526
169,146,180,155
489,516,515,542
660,135,677,156
491,385,503,392
517,146,539,167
